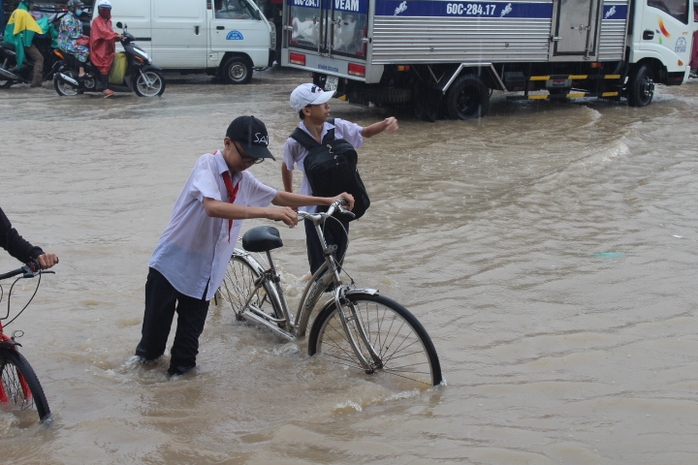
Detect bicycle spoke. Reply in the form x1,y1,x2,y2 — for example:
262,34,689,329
309,293,442,390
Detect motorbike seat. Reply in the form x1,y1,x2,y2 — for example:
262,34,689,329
1,42,16,52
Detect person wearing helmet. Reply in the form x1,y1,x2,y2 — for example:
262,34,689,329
3,0,45,87
57,0,89,78
89,0,122,96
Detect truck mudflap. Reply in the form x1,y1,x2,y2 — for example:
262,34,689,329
509,73,624,102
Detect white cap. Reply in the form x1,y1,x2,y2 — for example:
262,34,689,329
97,0,112,8
290,83,335,112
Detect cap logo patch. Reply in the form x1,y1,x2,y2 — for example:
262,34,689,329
254,132,269,146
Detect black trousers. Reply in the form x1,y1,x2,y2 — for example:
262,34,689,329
135,268,210,374
305,217,350,275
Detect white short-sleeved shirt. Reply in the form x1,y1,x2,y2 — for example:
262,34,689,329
150,150,277,301
282,118,363,213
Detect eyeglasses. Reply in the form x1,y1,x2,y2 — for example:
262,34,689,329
234,141,264,165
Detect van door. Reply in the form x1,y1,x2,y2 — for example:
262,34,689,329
210,0,272,68
151,0,207,68
285,0,368,58
553,0,600,57
104,0,152,57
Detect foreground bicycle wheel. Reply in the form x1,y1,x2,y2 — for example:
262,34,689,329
0,348,51,423
308,293,442,390
221,254,281,321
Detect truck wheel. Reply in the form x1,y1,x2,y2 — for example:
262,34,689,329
219,56,253,84
627,65,654,107
446,75,489,120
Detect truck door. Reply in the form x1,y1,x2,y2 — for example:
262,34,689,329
639,0,692,67
285,0,369,58
554,0,600,57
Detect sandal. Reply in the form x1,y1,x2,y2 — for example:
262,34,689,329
103,89,115,98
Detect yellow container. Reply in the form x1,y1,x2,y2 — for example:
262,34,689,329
108,53,127,85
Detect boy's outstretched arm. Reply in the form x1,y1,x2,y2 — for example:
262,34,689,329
272,191,355,210
361,116,399,138
203,198,299,227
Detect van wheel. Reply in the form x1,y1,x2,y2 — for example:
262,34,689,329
627,64,654,107
445,75,489,120
220,56,253,84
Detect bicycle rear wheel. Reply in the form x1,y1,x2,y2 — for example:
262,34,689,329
308,293,442,390
0,348,51,423
220,253,281,320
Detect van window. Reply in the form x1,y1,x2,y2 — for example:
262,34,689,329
647,0,689,23
214,0,257,19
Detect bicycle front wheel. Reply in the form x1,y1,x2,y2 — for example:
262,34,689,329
0,348,51,423
220,254,281,321
308,293,442,390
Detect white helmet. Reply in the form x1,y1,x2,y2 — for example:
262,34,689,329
96,0,112,8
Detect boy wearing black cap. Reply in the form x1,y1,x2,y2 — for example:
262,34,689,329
134,116,354,376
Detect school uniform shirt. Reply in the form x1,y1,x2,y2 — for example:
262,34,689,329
282,118,363,214
150,150,277,301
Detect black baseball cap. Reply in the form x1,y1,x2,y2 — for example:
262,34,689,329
226,116,275,161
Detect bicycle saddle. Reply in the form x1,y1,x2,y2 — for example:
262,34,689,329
242,226,283,252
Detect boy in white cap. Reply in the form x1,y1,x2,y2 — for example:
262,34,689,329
281,83,399,278
135,115,354,376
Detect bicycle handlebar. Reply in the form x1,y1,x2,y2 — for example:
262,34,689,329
0,262,47,281
298,199,355,223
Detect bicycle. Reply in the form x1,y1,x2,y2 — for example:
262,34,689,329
0,263,52,424
219,200,442,391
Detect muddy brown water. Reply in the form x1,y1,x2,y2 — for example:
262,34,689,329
2,68,698,464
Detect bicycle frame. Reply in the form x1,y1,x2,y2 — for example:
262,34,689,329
231,202,384,371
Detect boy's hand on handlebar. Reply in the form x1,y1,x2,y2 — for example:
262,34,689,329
36,253,59,270
269,206,299,228
334,193,355,211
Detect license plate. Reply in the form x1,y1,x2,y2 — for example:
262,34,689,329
325,76,338,91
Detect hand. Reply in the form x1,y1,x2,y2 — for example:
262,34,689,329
383,117,399,133
335,193,355,211
268,206,299,227
36,253,59,270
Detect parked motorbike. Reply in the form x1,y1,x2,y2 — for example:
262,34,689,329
53,22,165,97
0,28,60,88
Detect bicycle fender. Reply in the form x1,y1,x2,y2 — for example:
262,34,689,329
0,340,21,350
315,288,380,313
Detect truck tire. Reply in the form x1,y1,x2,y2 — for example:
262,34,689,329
627,65,654,107
219,56,253,84
446,75,489,120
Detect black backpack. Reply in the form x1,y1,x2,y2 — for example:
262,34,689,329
290,120,370,220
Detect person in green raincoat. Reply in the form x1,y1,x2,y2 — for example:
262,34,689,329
4,0,45,87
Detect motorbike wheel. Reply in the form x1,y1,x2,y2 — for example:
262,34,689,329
135,69,165,97
54,69,80,97
0,78,15,89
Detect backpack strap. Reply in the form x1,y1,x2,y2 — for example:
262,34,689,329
290,127,319,150
290,118,337,149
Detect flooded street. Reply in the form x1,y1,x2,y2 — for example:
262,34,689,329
2,67,698,464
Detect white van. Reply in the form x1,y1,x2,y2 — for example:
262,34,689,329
96,0,275,84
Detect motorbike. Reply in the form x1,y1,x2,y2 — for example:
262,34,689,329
0,22,62,88
53,22,165,97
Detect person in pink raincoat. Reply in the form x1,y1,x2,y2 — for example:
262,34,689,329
89,0,122,96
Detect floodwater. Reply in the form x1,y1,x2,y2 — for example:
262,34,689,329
2,67,698,464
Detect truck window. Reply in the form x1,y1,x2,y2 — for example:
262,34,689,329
214,0,257,19
647,0,689,23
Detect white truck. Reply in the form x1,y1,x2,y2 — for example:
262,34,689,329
101,0,276,84
280,0,695,119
